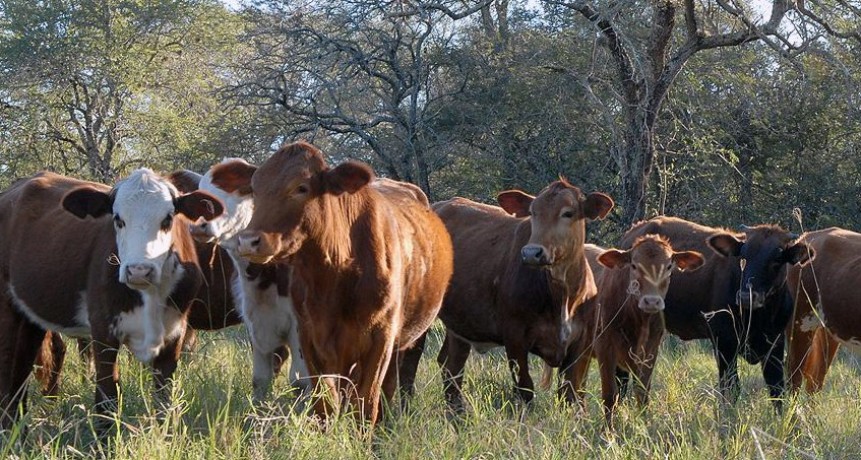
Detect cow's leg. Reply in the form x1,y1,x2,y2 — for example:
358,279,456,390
91,335,121,436
251,345,276,402
760,333,786,411
284,313,310,394
76,338,94,378
803,329,839,393
351,330,396,426
397,330,427,404
559,340,591,406
151,335,183,413
0,306,45,430
181,327,198,353
271,345,289,376
504,342,534,403
615,368,631,399
34,331,66,397
786,324,816,393
597,348,619,430
632,335,662,408
714,336,740,404
437,330,471,413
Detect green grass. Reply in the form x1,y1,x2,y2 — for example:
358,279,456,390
3,325,861,459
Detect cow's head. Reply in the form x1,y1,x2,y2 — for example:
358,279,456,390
599,235,704,314
62,168,224,289
708,225,814,309
498,180,613,267
237,141,373,264
176,159,258,249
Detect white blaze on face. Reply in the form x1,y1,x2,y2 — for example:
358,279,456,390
112,169,179,286
197,168,254,249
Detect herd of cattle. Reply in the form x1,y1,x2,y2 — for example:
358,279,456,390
0,140,857,436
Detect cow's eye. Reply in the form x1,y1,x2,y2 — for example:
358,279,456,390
113,215,125,229
296,184,309,195
160,215,173,231
667,264,673,271
561,210,575,219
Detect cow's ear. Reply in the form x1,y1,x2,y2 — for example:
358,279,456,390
583,192,614,220
497,190,534,217
673,251,705,272
62,187,113,219
597,248,631,269
168,170,203,194
210,160,257,195
175,191,224,221
323,161,374,195
782,242,814,266
707,233,743,257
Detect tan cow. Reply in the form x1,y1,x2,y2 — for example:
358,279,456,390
590,235,703,427
235,141,453,426
433,180,613,411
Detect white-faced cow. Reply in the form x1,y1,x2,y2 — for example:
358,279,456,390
432,180,613,411
173,159,309,400
0,169,222,432
236,141,454,426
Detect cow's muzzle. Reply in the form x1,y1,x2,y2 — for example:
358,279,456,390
238,230,278,264
123,263,156,288
522,244,552,266
638,295,665,314
736,290,764,309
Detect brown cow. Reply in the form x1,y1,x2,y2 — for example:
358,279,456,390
590,235,703,427
235,141,453,425
433,180,613,411
0,169,222,432
786,227,856,393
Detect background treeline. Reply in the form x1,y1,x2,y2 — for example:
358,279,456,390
2,0,859,243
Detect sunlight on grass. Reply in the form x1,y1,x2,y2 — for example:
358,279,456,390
2,324,860,458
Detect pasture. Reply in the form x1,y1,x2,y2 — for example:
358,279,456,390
3,324,860,459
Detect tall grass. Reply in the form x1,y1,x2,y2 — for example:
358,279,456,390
2,325,860,459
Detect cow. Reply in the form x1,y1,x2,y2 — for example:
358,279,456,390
618,217,812,407
786,227,855,393
0,169,223,432
432,180,613,412
29,168,293,400
173,159,309,400
234,141,454,426
588,235,703,427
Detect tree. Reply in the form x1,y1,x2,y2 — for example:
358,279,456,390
545,0,861,225
228,0,493,199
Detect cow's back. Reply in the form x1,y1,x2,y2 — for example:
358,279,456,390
620,217,736,340
0,173,114,331
433,198,523,342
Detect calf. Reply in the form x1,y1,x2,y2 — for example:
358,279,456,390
591,235,703,427
786,227,853,393
178,160,308,399
236,141,453,425
0,169,222,431
621,217,811,406
433,180,613,411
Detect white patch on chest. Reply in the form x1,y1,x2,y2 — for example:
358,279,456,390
8,285,91,337
111,262,187,363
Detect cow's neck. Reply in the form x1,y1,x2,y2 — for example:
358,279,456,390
305,190,376,270
550,243,595,310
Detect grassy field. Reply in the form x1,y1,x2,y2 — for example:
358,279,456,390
2,324,861,459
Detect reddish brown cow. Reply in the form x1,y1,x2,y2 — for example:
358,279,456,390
235,141,453,425
590,235,703,427
0,169,222,432
786,227,858,393
433,180,613,410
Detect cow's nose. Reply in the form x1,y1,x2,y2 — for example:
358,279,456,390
238,232,262,255
126,264,154,286
639,295,664,313
522,245,550,265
